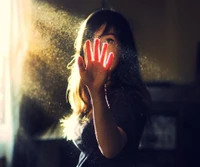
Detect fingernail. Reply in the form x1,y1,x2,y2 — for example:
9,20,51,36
103,42,108,47
94,38,100,43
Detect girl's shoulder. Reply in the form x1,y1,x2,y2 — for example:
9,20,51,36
108,84,150,116
109,84,140,99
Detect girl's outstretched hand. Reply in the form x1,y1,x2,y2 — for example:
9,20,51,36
78,38,114,92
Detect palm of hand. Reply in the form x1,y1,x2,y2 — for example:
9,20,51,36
78,39,114,91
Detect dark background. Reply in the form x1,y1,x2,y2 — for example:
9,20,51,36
7,0,200,167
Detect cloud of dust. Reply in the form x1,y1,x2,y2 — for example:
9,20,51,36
21,1,83,119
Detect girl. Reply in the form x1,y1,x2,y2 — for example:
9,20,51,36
62,9,151,167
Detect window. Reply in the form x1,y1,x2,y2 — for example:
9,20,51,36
0,0,30,166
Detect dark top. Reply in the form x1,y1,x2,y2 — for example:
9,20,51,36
73,86,148,167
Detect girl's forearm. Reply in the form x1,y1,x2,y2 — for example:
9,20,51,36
89,88,127,159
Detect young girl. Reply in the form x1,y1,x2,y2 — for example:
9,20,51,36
62,9,151,167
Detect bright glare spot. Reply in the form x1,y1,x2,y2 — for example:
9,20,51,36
0,56,3,83
0,0,11,132
0,1,11,58
60,114,83,141
0,93,3,101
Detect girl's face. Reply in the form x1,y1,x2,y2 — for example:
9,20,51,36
83,24,120,72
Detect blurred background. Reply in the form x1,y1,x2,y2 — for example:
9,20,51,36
0,0,200,167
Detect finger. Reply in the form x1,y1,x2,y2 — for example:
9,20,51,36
105,52,114,69
86,40,92,63
93,38,100,62
100,42,108,64
77,56,86,73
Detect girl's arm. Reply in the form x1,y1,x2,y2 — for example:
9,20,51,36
78,39,127,158
90,87,127,158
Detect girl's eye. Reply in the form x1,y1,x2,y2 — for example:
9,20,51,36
106,38,114,44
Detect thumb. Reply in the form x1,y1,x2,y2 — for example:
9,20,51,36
78,56,86,73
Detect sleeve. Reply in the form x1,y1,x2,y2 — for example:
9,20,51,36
109,88,147,144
